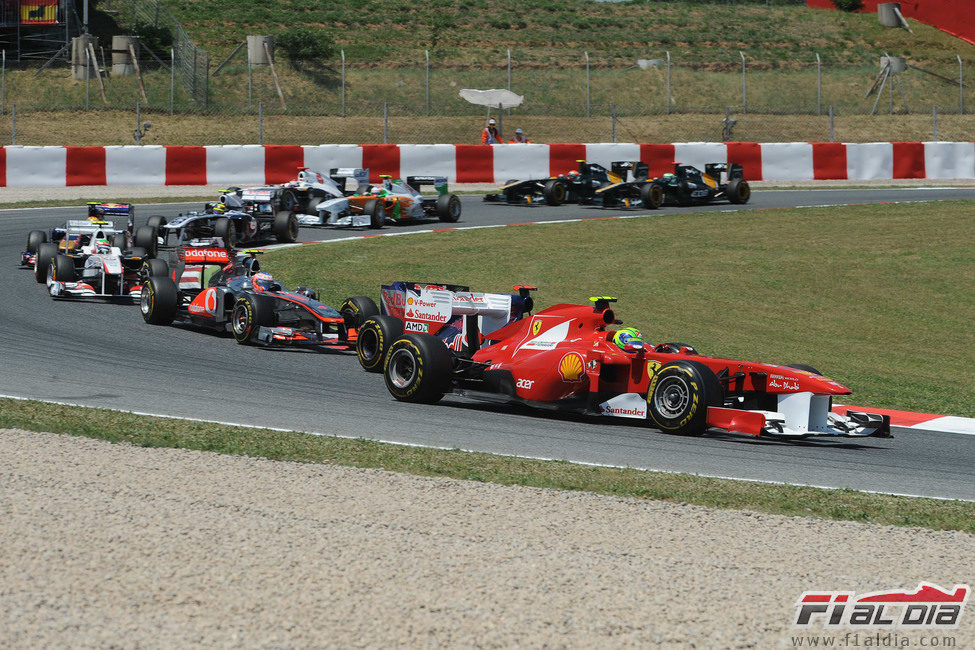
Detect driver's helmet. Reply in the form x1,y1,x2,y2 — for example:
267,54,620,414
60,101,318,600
662,172,676,181
612,327,644,351
94,237,112,254
567,170,580,179
251,272,279,293
212,202,229,214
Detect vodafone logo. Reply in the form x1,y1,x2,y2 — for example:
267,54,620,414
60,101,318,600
183,248,229,263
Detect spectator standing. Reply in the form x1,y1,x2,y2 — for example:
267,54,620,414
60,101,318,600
509,128,532,143
481,118,503,144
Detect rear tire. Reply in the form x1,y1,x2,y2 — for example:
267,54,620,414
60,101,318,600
363,199,385,229
340,295,380,330
133,225,158,258
383,333,452,403
280,189,303,213
640,183,664,209
26,230,47,253
727,178,751,204
34,242,57,283
141,275,179,325
356,315,404,373
50,254,76,283
111,232,129,250
231,293,274,344
146,215,167,229
142,258,170,280
435,194,461,222
272,210,299,243
543,179,567,206
646,360,723,436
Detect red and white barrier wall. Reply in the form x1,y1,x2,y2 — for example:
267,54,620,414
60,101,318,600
1,142,973,187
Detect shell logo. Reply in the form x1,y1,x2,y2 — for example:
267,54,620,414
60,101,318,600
531,319,543,336
407,297,414,305
558,352,586,382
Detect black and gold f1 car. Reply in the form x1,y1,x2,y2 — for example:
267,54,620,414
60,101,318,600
638,163,751,209
484,160,651,207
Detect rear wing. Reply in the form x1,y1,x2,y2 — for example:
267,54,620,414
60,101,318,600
610,161,650,182
405,176,449,196
87,202,134,233
704,162,744,182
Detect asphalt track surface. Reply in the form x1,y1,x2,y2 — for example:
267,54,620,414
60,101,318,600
3,187,974,500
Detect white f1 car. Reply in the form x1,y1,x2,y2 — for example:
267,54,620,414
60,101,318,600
44,220,148,301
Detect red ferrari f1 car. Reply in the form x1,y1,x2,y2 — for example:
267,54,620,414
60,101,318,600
377,296,891,439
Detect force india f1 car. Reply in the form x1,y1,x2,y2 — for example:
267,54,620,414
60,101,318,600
375,296,891,440
484,160,651,207
140,242,379,347
346,176,462,225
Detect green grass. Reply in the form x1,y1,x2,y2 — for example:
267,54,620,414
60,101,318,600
2,396,973,532
261,200,975,417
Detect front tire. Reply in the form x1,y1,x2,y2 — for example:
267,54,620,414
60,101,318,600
146,215,167,229
26,230,47,253
646,360,722,436
272,210,299,243
340,295,380,330
383,333,452,403
34,242,57,283
141,275,179,325
640,183,664,209
214,218,237,246
363,199,385,229
435,194,461,222
356,315,404,373
543,179,567,206
231,294,274,344
142,258,170,281
49,255,76,283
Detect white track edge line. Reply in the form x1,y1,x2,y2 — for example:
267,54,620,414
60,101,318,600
1,393,970,503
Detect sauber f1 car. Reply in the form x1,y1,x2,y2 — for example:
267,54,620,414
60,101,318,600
639,162,750,209
24,202,135,280
484,160,651,207
345,176,462,225
353,282,536,373
222,167,381,229
140,243,378,347
376,296,891,440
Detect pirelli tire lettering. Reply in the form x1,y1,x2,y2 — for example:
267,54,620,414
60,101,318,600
646,360,723,436
356,315,403,373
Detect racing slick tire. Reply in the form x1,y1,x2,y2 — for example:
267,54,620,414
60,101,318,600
340,295,380,330
383,333,452,404
133,225,158,258
141,258,170,281
272,210,299,243
26,230,47,253
111,232,129,250
640,183,664,209
34,242,57,283
146,215,168,229
363,199,385,229
726,178,751,204
214,218,237,247
543,179,567,206
140,275,178,325
646,360,723,436
786,363,822,376
280,189,303,213
231,293,274,345
356,315,403,373
436,194,462,223
49,254,76,283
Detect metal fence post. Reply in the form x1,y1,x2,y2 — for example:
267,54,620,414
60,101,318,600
135,101,141,144
932,105,938,141
828,104,834,142
740,51,747,114
666,51,671,114
85,47,90,111
247,61,252,113
259,101,263,145
611,104,617,143
584,51,591,118
11,102,14,145
507,48,511,91
425,49,429,116
341,49,346,117
170,48,175,115
816,53,821,115
959,55,965,114
1,50,5,116
383,101,388,144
